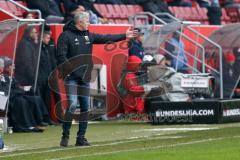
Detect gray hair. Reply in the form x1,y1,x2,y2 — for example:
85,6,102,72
74,12,90,23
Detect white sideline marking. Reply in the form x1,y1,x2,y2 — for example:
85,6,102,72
48,135,240,160
0,127,216,154
0,127,216,153
0,136,182,158
133,127,217,132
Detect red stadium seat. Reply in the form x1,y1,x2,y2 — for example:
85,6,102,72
0,1,27,17
133,5,143,13
119,4,129,18
190,7,201,21
106,4,119,18
196,6,208,24
113,5,126,18
94,4,143,24
126,5,143,16
0,1,9,11
225,7,240,23
169,6,182,19
7,2,22,17
94,4,112,18
221,8,231,23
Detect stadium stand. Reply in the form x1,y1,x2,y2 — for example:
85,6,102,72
1,0,240,122
0,0,26,17
1,0,240,24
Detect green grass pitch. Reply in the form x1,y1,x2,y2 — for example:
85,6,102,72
1,121,240,160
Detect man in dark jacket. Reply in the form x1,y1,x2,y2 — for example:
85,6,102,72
57,11,137,147
38,31,54,124
15,26,39,86
128,28,145,60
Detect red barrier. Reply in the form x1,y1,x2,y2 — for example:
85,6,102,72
0,23,220,118
50,24,220,117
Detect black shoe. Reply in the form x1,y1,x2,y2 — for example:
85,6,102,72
60,136,69,147
30,127,44,133
75,137,90,146
39,122,48,127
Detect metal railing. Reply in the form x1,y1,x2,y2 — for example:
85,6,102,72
0,7,45,132
130,11,223,99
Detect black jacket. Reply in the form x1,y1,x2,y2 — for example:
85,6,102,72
56,20,126,81
38,43,54,83
128,39,144,60
15,33,39,86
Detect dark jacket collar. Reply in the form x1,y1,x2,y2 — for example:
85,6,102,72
64,20,88,35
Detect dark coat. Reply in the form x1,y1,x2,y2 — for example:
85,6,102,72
48,39,58,70
128,39,144,60
2,77,48,132
56,20,126,81
15,28,39,86
38,43,53,83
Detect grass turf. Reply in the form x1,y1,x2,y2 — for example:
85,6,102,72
0,122,240,160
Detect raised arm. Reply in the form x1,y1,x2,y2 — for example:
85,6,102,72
92,27,138,44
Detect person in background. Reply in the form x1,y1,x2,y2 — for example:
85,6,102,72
220,52,238,98
136,0,174,23
15,26,39,87
26,0,64,23
122,56,145,114
57,12,137,147
128,28,145,60
62,3,86,23
44,25,58,71
165,32,188,73
22,12,35,19
1,57,48,132
62,0,108,24
38,30,54,125
197,0,222,25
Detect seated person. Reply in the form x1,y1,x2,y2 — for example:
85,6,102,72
2,57,48,132
122,56,145,114
165,32,189,73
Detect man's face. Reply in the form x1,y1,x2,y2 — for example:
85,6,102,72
42,34,51,45
26,13,34,19
76,16,90,31
173,32,180,41
136,34,144,42
30,28,39,42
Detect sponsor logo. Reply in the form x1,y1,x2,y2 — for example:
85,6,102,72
181,78,209,88
223,109,240,117
156,109,214,117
